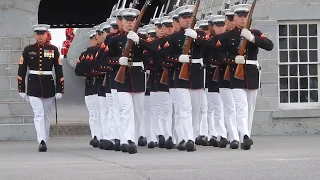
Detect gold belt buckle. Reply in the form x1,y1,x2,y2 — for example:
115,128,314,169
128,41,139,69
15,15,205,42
39,70,43,75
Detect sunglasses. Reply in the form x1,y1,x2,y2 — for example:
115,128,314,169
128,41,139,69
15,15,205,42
123,16,136,21
236,12,248,18
35,31,46,35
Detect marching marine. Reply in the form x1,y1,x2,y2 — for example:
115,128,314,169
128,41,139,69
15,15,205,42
17,24,64,152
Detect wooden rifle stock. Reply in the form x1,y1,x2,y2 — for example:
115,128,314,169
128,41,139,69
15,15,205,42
212,67,220,82
160,68,169,85
115,0,152,83
223,65,231,81
234,0,257,80
178,0,201,81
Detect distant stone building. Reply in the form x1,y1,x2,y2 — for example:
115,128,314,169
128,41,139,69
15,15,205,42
0,0,320,140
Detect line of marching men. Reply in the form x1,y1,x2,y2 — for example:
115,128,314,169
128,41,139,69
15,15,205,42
75,3,274,154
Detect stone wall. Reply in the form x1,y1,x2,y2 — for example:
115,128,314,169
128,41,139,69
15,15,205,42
199,0,320,135
0,0,41,140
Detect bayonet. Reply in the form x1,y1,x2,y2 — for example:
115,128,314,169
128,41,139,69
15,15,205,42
159,5,165,17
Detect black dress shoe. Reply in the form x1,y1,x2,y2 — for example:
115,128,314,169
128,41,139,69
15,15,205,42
230,140,239,149
99,139,107,149
185,140,196,152
138,136,147,147
240,143,244,149
243,135,253,150
219,137,228,148
147,141,156,149
209,136,219,147
197,136,208,146
177,140,186,151
127,141,137,154
195,136,201,145
158,135,166,148
104,140,115,150
165,137,174,149
90,136,99,148
114,139,121,151
120,144,128,153
38,140,47,152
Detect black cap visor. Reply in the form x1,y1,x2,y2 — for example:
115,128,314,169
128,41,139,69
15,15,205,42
148,32,156,37
123,15,137,21
179,12,193,19
213,21,225,27
163,22,173,27
34,30,46,35
226,15,234,21
235,11,248,18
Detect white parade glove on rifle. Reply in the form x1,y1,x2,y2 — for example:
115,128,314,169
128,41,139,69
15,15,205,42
127,31,140,44
235,55,245,64
179,54,190,63
241,28,255,42
184,28,197,39
119,57,128,66
55,93,62,99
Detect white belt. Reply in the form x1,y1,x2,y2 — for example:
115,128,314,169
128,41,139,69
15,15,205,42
245,60,258,66
29,70,53,75
192,58,204,66
131,62,144,67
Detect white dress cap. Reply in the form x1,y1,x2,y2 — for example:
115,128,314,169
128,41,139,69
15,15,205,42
99,22,111,31
32,24,50,31
208,15,225,23
138,27,147,35
107,18,117,26
87,30,96,38
231,4,251,13
160,16,173,24
119,8,140,17
175,5,195,16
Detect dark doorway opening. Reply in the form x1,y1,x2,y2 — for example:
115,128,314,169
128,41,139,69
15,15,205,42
38,0,176,28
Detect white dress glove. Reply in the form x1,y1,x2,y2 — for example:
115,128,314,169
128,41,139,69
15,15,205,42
19,93,28,101
241,28,255,42
184,28,197,39
145,70,150,74
235,55,245,64
119,57,128,66
127,31,140,44
178,54,190,63
55,93,62,99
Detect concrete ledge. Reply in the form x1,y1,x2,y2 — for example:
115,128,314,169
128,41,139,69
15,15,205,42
272,109,320,119
0,124,36,140
254,122,320,135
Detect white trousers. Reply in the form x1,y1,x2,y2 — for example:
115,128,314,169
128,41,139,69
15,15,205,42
105,93,116,141
169,89,178,144
205,90,227,139
190,89,208,138
99,96,109,139
117,92,144,144
144,95,156,142
149,92,162,142
219,88,239,142
85,95,103,140
232,89,258,142
29,96,54,144
111,89,120,140
171,88,194,143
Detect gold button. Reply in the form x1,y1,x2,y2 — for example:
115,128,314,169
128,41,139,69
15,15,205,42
40,68,42,70
40,56,42,58
40,48,42,50
40,60,42,62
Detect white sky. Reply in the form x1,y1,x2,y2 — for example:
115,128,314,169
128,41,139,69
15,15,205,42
49,28,78,57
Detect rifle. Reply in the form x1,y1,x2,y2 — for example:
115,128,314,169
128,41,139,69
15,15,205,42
178,0,201,81
234,0,257,80
213,0,230,82
114,0,152,84
223,0,239,81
